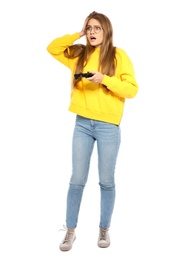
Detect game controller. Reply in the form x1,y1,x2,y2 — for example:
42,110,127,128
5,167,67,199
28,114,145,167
74,72,94,80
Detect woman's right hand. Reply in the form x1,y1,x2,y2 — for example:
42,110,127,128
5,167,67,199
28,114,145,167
78,30,85,37
78,17,88,37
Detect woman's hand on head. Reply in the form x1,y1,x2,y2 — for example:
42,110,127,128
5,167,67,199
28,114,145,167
78,30,85,37
78,17,88,37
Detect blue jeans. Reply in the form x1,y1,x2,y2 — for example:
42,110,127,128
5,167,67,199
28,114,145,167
66,115,121,229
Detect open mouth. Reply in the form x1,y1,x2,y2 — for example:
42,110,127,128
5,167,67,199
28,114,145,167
90,36,96,40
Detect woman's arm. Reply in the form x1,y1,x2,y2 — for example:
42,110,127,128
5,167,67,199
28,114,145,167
47,33,80,67
102,48,139,98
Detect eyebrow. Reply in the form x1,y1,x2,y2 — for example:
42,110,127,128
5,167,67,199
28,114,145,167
86,24,101,27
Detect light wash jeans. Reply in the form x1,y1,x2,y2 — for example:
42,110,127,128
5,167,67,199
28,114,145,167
66,115,121,229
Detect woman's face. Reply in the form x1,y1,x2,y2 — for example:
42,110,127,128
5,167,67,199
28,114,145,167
85,18,103,47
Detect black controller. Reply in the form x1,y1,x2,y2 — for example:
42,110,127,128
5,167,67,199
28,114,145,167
74,72,94,80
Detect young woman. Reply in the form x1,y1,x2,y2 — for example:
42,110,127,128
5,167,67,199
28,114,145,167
47,11,138,251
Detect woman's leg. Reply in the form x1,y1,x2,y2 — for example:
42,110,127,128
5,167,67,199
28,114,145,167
96,122,121,229
66,116,95,229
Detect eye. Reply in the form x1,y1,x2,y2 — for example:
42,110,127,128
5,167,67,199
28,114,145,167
85,26,91,32
95,26,101,30
94,26,102,33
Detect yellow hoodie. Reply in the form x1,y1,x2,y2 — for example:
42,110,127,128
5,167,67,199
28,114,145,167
47,33,138,125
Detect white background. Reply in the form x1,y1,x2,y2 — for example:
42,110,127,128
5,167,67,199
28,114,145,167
0,0,170,259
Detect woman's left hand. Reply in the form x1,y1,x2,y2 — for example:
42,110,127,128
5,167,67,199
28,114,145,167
87,71,104,84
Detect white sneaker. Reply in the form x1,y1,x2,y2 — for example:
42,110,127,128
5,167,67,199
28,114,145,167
98,228,110,248
59,230,76,251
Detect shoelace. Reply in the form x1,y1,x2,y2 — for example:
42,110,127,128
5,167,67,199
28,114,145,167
100,229,108,240
63,232,74,243
59,225,74,244
58,224,67,232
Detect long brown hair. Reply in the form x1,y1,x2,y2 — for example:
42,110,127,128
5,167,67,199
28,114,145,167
64,11,117,89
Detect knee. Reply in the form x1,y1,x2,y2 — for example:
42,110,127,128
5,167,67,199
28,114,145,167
70,173,87,187
99,181,115,191
69,182,85,191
